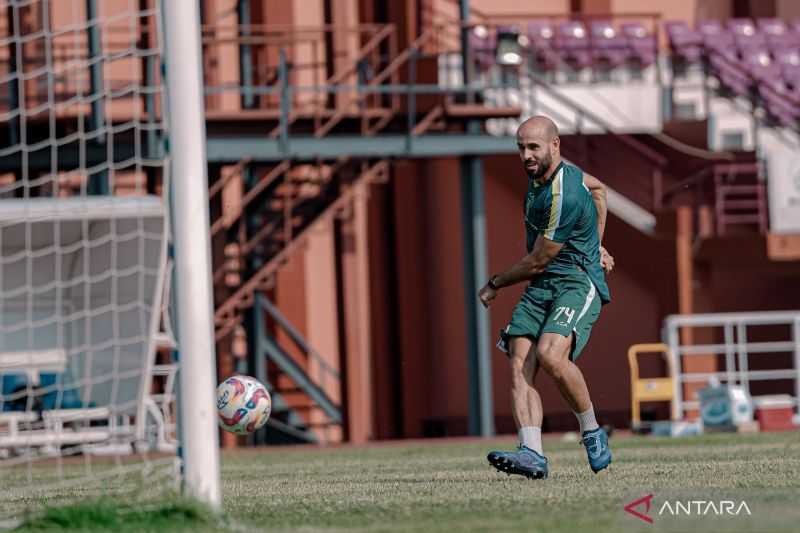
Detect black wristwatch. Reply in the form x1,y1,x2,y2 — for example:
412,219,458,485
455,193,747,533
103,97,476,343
487,276,500,290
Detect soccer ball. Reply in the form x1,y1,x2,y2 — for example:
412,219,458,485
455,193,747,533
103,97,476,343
216,375,272,434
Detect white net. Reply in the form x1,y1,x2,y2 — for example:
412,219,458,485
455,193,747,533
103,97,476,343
0,0,179,524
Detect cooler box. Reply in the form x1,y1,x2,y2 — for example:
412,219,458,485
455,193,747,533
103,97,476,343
754,395,796,432
698,384,753,432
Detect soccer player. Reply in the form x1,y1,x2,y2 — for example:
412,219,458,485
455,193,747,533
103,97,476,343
478,115,614,479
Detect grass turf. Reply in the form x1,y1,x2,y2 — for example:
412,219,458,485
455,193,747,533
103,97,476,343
222,431,800,533
9,430,800,532
13,498,223,533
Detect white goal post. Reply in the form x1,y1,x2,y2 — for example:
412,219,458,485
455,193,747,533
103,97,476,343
162,0,221,508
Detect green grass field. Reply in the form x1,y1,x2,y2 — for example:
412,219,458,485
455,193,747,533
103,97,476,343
10,430,800,532
219,431,800,533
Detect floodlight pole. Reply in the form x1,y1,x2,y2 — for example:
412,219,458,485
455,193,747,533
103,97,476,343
163,0,222,509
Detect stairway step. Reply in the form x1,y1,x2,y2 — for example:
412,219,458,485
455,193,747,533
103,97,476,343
717,185,762,193
720,200,760,209
719,214,761,223
276,390,318,406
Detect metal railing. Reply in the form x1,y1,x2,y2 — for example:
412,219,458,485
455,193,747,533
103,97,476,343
659,162,766,235
255,294,341,424
664,310,800,419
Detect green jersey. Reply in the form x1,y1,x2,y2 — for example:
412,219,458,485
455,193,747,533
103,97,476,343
524,161,611,304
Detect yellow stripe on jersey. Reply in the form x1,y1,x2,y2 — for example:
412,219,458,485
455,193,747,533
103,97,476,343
544,167,564,240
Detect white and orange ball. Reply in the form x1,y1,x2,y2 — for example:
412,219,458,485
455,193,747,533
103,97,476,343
216,375,271,434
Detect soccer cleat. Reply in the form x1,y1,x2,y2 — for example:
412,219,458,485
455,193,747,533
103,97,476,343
582,427,612,473
487,446,549,479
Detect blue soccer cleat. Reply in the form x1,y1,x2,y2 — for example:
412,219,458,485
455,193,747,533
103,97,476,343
487,446,549,479
582,427,612,473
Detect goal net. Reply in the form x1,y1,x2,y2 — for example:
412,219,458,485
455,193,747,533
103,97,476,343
0,0,197,524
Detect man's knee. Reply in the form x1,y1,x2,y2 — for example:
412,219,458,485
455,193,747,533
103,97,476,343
509,352,537,390
522,353,538,387
508,344,531,384
509,350,526,377
536,336,570,378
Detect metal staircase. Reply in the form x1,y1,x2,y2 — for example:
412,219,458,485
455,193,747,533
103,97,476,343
208,154,389,443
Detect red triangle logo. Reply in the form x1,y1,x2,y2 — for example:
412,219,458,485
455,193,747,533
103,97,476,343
624,494,654,524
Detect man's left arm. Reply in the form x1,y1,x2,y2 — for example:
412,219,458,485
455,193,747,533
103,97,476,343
478,236,563,307
583,173,607,242
583,173,614,274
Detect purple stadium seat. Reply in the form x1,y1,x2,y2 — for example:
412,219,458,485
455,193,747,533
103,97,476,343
526,20,559,71
757,80,800,126
741,49,781,81
469,26,496,69
765,32,800,52
728,18,767,50
791,19,800,34
556,21,592,69
697,20,736,52
757,18,787,36
710,54,751,96
622,22,656,67
783,65,800,89
664,21,703,63
527,20,555,49
589,20,629,67
774,48,800,68
706,42,738,62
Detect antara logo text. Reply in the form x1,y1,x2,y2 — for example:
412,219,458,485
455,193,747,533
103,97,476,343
624,494,752,524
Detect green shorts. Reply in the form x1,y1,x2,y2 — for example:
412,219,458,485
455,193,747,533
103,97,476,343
497,271,601,360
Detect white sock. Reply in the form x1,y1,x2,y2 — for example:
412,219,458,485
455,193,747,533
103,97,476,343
574,404,600,434
518,426,543,455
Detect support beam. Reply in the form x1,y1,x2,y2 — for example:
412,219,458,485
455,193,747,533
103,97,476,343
85,0,108,194
460,156,494,437
0,135,519,171
250,300,269,446
676,207,694,344
459,0,493,438
338,183,374,443
676,206,715,419
7,3,20,147
238,0,255,109
206,134,518,162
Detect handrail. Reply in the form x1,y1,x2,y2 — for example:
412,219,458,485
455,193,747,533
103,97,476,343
369,26,436,87
258,332,341,423
208,157,251,200
662,162,760,201
203,23,390,33
524,73,668,167
324,24,395,86
664,311,800,420
209,160,290,237
214,159,389,325
467,11,663,21
259,295,340,380
662,165,712,200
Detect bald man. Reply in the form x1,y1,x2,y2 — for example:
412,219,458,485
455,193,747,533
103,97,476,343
478,115,614,479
